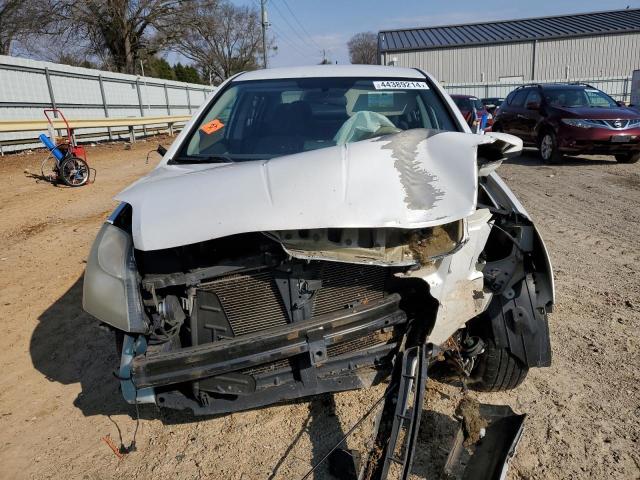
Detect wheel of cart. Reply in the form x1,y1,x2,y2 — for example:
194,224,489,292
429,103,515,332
38,109,95,187
59,155,90,186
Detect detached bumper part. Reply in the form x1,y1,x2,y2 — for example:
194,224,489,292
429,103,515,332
444,403,526,480
330,348,525,480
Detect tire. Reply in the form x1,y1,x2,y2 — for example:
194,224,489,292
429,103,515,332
615,153,640,164
538,130,562,164
59,156,89,187
114,330,124,358
470,336,529,392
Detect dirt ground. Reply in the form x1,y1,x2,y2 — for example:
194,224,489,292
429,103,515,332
0,137,638,480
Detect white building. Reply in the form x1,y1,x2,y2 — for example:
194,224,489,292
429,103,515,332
378,8,640,84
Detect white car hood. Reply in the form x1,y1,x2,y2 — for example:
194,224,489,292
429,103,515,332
117,129,498,251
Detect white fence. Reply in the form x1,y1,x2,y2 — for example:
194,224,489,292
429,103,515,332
0,55,215,152
442,76,633,103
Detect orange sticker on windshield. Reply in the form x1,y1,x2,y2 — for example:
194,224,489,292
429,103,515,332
200,119,224,134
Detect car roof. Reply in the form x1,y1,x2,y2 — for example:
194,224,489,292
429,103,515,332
539,83,591,90
450,94,478,99
234,65,426,81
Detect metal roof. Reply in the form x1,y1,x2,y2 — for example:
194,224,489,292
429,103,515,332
379,8,640,52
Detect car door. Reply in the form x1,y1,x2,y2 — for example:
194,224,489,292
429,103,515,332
499,89,528,136
519,88,543,143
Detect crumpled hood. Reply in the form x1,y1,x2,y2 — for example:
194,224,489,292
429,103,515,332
117,129,499,251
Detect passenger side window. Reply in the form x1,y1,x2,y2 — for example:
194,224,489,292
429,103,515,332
511,90,529,107
525,90,541,107
585,90,613,107
505,91,516,105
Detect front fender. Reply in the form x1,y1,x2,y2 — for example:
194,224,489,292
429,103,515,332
484,172,555,310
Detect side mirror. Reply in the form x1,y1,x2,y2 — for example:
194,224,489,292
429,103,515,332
157,144,168,156
477,132,523,176
616,101,626,107
526,101,540,110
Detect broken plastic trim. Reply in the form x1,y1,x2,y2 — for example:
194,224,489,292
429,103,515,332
444,403,526,480
477,132,523,177
358,344,429,480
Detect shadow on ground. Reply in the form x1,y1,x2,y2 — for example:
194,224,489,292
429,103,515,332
29,275,165,421
412,409,460,478
268,394,347,480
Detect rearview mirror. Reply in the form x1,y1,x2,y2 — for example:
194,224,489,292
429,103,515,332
526,101,540,110
157,144,167,156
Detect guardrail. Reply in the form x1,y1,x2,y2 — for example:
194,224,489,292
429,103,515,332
0,114,192,155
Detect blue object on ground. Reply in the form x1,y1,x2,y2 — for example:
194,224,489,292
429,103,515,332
39,134,64,161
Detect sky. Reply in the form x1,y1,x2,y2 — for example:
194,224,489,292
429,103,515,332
234,0,640,68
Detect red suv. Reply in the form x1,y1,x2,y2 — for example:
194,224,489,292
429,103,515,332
493,83,640,163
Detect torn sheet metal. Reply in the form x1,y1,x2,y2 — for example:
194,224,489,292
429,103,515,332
270,221,463,267
405,208,494,345
116,129,500,251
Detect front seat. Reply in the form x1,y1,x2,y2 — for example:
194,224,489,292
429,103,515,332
254,101,313,155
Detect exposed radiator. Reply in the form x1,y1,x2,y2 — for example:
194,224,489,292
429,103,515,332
313,262,387,316
198,261,389,337
199,270,288,336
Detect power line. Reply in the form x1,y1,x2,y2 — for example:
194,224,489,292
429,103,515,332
269,0,318,52
279,0,323,51
270,23,316,60
251,0,320,64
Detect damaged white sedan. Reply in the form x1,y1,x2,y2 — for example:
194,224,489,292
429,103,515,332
83,65,553,478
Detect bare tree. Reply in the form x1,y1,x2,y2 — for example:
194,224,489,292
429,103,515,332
0,0,54,55
52,0,181,74
347,31,378,65
170,0,263,85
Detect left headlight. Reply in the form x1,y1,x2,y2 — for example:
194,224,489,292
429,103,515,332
561,118,594,128
82,223,147,332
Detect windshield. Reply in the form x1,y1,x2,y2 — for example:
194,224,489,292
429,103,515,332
178,77,458,163
544,87,617,108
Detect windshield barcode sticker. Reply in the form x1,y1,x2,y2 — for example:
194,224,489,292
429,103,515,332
373,81,429,90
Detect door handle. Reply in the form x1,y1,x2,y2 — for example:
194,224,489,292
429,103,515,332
517,114,527,119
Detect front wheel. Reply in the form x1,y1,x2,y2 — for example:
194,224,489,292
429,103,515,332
538,131,562,164
469,337,529,391
59,156,89,187
615,153,640,164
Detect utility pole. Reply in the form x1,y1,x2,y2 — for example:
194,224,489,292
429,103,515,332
139,59,150,114
261,0,269,68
